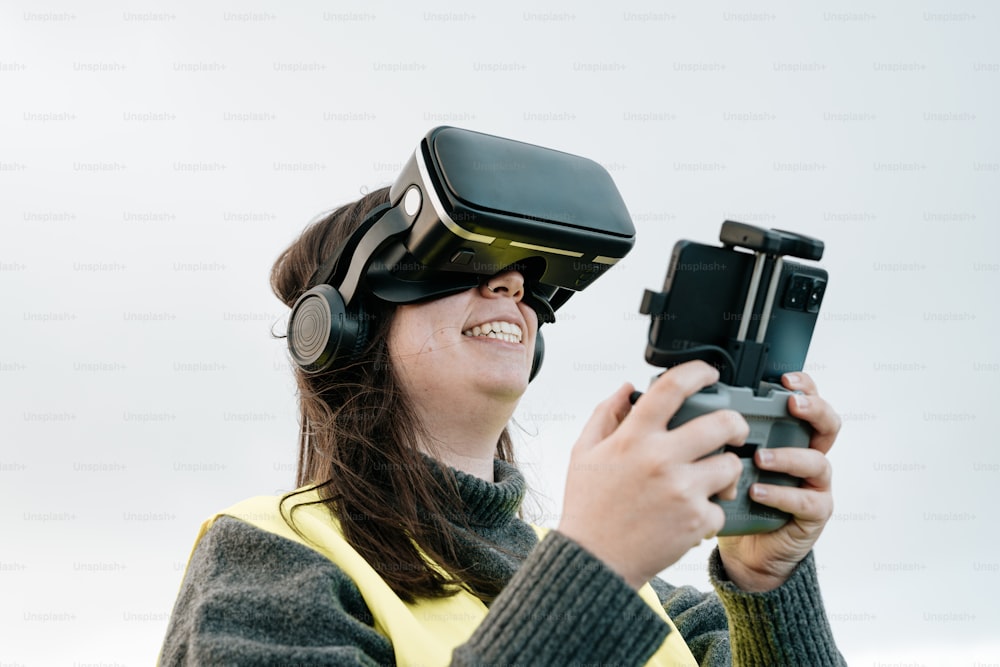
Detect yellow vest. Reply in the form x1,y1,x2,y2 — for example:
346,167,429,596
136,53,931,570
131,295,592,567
187,487,698,666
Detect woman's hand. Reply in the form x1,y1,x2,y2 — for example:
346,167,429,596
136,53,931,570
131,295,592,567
717,371,841,592
558,361,749,590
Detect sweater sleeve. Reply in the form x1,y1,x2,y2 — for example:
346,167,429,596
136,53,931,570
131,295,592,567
708,548,846,666
453,530,670,665
161,520,670,666
647,576,732,666
647,548,846,667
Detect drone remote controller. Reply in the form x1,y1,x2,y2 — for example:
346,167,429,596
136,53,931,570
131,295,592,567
667,382,812,536
638,221,827,536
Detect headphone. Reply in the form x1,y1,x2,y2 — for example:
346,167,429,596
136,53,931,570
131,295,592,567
287,201,547,380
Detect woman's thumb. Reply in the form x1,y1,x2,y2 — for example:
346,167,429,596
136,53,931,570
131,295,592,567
574,383,634,450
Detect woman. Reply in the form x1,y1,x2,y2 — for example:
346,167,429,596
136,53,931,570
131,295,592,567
160,188,844,665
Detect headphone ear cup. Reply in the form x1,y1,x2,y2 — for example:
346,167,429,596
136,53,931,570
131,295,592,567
346,300,373,361
528,329,544,382
288,284,364,373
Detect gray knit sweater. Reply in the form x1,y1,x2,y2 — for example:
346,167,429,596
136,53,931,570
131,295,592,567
159,459,844,666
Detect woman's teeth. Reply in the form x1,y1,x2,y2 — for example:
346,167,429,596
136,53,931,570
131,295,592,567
462,321,522,344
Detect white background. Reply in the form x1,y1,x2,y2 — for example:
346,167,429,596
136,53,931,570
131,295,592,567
2,1,998,665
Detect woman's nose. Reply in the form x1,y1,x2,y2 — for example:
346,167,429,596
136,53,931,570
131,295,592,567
481,270,525,301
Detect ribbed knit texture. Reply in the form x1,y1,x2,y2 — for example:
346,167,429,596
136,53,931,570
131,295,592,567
453,530,668,665
438,457,525,527
160,457,845,665
708,548,846,666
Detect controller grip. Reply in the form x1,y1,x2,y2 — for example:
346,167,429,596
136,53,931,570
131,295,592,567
668,382,812,536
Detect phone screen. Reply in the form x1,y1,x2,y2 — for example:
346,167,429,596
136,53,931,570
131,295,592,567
645,241,827,383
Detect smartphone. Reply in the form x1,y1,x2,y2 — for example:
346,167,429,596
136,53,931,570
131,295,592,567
643,240,827,384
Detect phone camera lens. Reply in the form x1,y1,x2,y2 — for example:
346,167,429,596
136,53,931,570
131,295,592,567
807,278,826,313
783,274,811,311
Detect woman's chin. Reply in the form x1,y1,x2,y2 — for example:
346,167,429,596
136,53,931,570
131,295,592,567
470,370,530,402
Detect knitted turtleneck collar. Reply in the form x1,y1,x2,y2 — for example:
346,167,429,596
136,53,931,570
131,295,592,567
423,455,527,529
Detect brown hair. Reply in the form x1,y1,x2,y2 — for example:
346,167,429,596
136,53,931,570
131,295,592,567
270,187,516,603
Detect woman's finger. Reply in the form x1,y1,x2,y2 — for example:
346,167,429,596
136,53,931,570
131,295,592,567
749,481,833,525
755,447,833,491
575,383,636,450
627,361,720,432
785,391,841,454
668,408,750,462
781,371,818,396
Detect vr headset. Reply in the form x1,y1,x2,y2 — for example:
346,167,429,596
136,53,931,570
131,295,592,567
287,126,636,378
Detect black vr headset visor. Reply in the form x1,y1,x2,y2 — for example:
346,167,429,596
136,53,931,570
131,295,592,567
317,126,636,322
